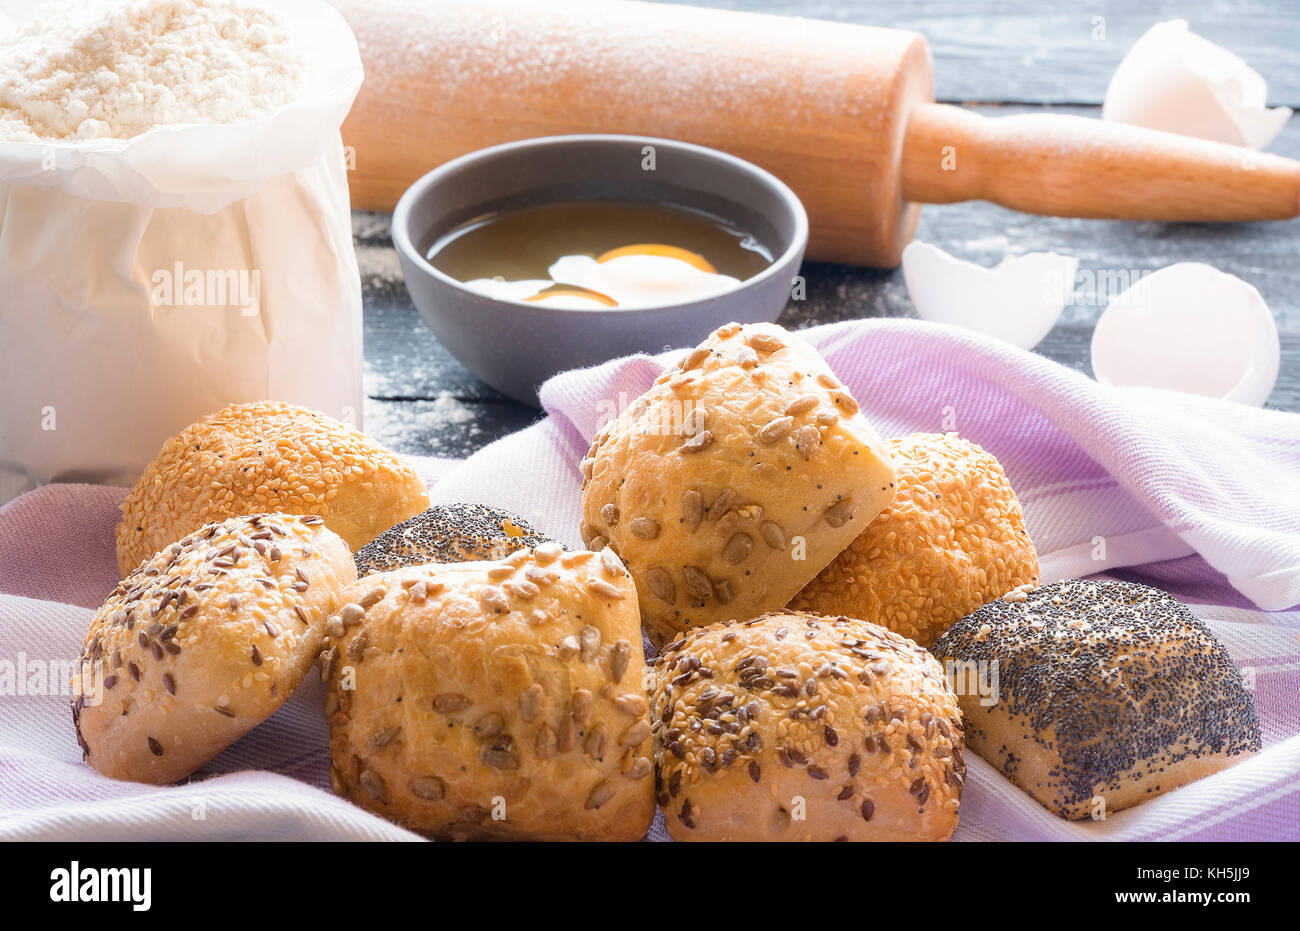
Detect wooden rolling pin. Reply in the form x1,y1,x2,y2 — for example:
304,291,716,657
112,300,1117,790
334,0,1300,267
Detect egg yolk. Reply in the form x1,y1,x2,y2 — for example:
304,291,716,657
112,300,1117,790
523,287,618,307
596,244,717,274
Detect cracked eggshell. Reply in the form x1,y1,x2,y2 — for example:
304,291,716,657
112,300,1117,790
901,241,1078,350
1091,262,1279,407
1102,20,1291,149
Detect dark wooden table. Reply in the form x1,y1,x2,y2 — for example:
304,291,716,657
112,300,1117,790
357,0,1300,459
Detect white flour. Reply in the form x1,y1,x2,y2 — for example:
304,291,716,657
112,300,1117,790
0,0,365,501
0,0,304,142
428,390,477,427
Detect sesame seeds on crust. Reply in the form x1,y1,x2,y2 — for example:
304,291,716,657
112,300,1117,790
74,512,356,785
792,432,1039,647
353,503,553,577
115,401,430,576
933,579,1261,819
651,611,964,841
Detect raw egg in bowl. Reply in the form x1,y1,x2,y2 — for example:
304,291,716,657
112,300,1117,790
392,135,808,405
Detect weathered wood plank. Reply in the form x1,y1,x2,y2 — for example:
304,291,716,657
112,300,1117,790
365,395,542,460
662,0,1300,106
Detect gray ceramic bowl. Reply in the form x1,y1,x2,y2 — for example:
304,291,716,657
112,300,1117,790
392,134,808,406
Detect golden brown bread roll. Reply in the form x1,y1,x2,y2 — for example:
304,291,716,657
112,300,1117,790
323,543,656,840
580,322,896,646
792,432,1039,646
932,579,1261,820
116,401,429,575
652,611,965,841
74,513,356,784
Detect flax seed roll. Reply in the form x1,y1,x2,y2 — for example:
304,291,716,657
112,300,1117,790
323,543,656,840
73,513,356,785
792,432,1039,646
933,579,1261,820
116,401,430,575
652,611,965,841
579,322,896,646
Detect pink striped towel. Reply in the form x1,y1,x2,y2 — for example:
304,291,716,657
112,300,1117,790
1,319,1297,840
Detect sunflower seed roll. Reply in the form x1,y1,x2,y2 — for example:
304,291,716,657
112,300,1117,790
323,544,655,840
580,322,896,646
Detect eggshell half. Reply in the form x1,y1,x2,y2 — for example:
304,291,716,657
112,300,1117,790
1102,20,1291,149
1091,262,1279,406
901,240,1078,350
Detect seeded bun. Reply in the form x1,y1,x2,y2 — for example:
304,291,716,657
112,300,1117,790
116,401,430,575
792,432,1039,646
933,579,1261,820
652,611,965,841
74,513,356,785
580,322,896,646
353,503,553,577
323,543,655,841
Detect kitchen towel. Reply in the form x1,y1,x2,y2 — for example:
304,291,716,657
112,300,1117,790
1,318,1297,840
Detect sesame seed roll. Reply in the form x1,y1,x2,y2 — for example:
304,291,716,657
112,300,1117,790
933,579,1261,820
115,401,430,576
580,322,897,647
74,513,356,785
323,543,656,840
793,432,1039,646
353,503,553,577
653,611,965,841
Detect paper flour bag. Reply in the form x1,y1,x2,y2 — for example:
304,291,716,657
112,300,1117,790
0,0,365,503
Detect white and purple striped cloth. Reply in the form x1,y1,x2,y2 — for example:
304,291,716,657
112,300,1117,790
1,319,1296,840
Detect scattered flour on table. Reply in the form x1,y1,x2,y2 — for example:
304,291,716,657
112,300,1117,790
0,0,304,142
351,211,394,242
421,391,479,431
355,242,404,286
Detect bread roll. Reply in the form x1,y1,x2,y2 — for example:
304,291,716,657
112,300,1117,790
580,322,896,646
323,543,655,840
793,432,1039,646
74,513,356,784
652,611,965,841
353,503,553,577
932,579,1261,820
116,401,429,575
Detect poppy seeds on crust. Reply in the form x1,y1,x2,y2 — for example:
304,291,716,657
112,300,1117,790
933,579,1261,819
353,503,553,577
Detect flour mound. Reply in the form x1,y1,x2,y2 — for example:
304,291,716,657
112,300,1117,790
0,0,305,142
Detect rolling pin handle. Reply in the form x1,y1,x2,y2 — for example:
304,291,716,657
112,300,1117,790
901,101,1300,222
